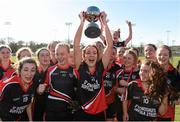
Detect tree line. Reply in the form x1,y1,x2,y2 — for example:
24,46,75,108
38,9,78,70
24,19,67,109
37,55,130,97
0,38,179,56
0,38,47,54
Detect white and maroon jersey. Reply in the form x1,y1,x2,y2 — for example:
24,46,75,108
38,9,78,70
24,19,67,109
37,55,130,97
0,75,35,120
76,60,107,115
116,68,140,101
127,80,160,121
45,64,78,112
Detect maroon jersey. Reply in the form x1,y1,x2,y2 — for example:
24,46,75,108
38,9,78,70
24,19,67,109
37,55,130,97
0,75,35,120
32,66,49,121
127,80,160,121
44,64,78,113
76,60,107,114
116,68,140,101
115,68,140,121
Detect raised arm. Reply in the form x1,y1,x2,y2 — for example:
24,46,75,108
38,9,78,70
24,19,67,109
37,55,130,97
99,34,106,46
99,20,107,46
73,12,86,69
100,12,113,69
124,20,132,46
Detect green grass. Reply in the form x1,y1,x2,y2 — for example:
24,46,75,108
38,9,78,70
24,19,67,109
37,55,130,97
171,57,180,121
11,56,17,62
171,56,180,67
175,105,180,121
170,57,180,121
171,57,180,120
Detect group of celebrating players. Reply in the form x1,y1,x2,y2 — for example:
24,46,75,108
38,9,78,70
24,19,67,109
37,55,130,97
0,11,180,121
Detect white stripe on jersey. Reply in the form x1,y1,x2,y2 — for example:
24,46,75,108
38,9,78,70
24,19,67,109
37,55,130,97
116,69,123,78
82,87,102,110
52,88,71,100
48,66,72,100
49,66,58,87
128,80,137,86
124,80,138,100
48,95,70,103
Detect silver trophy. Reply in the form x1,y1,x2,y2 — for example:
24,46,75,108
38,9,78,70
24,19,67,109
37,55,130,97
85,6,101,38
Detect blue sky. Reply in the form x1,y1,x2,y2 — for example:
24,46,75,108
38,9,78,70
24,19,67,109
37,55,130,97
0,0,179,46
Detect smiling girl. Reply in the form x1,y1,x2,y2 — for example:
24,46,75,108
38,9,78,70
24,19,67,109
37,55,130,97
156,45,180,121
33,48,51,121
0,57,37,121
0,45,15,82
73,11,113,120
116,50,140,121
123,60,169,121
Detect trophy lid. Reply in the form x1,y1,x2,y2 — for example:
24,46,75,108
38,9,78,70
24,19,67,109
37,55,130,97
86,6,100,15
86,6,100,22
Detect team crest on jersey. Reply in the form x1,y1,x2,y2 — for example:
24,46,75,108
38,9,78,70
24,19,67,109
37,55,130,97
167,79,172,85
132,75,137,80
91,76,96,81
105,72,110,79
69,73,73,78
38,79,42,83
112,74,116,79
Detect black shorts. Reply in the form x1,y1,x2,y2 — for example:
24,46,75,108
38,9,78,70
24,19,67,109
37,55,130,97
106,102,116,119
74,108,105,121
157,117,172,121
45,111,73,121
115,95,123,121
0,113,20,121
